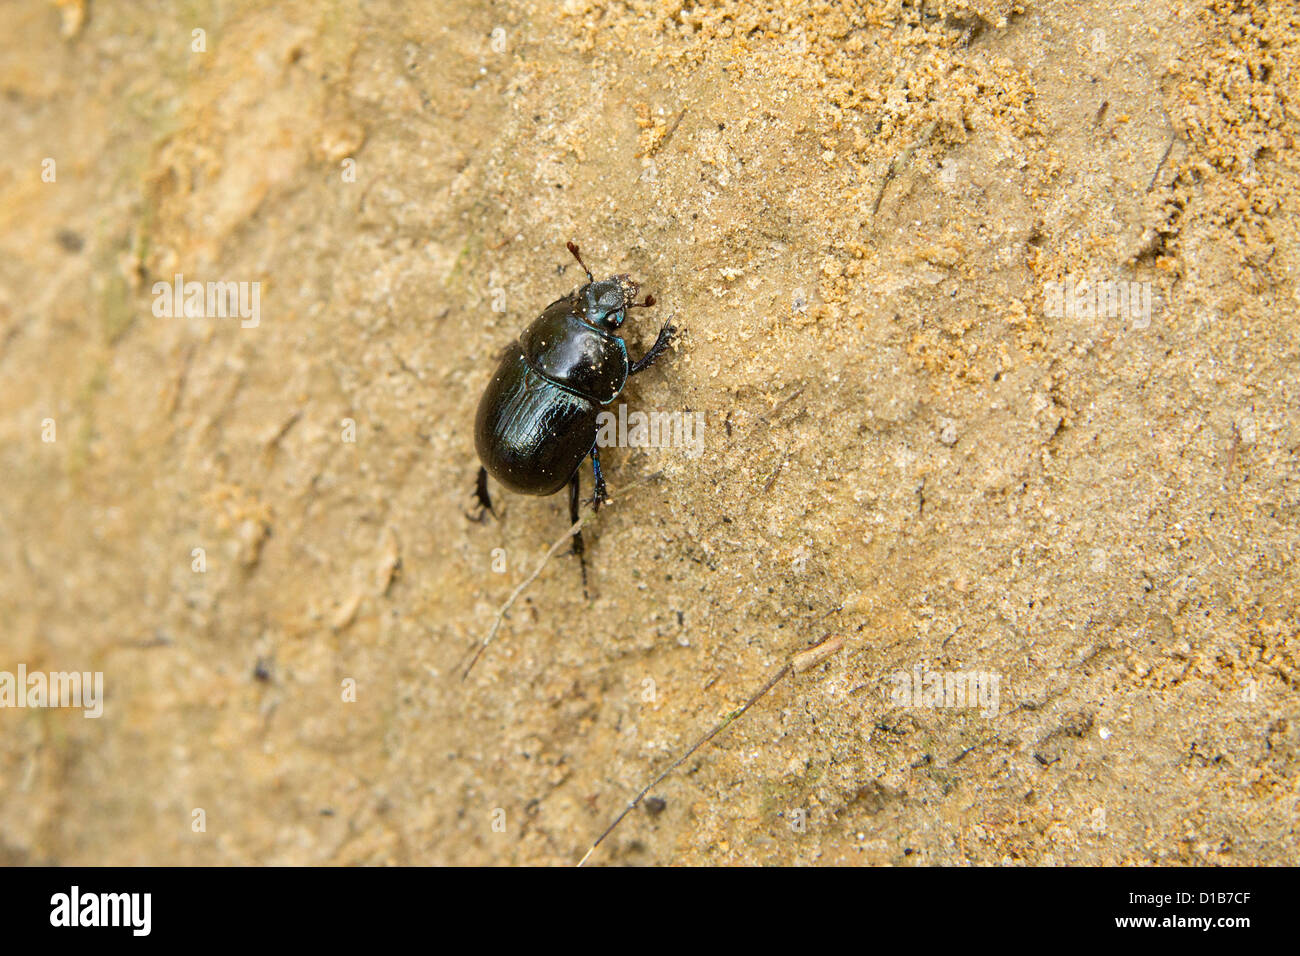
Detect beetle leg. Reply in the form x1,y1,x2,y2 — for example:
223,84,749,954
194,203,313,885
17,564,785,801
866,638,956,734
568,470,589,594
468,466,495,521
629,322,677,375
589,443,608,510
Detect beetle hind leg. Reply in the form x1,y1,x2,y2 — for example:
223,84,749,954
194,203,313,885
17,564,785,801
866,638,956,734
568,471,589,595
469,466,495,521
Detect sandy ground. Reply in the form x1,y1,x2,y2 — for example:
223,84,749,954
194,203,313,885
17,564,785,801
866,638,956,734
0,0,1296,865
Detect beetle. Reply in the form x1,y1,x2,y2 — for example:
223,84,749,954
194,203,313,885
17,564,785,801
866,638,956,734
474,241,676,583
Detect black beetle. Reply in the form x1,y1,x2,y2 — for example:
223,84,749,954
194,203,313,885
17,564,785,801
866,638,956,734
474,241,676,581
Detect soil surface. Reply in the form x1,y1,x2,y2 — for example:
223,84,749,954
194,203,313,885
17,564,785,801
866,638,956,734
1,0,1297,865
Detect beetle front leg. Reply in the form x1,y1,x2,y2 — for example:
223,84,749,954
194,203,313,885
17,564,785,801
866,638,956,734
629,322,677,375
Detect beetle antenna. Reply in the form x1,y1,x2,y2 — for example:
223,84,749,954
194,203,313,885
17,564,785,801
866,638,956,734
628,294,656,308
566,241,594,282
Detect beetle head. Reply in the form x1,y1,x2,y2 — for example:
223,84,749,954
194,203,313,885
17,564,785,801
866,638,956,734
580,274,639,329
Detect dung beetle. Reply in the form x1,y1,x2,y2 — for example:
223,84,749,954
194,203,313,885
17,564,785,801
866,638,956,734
474,241,676,582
